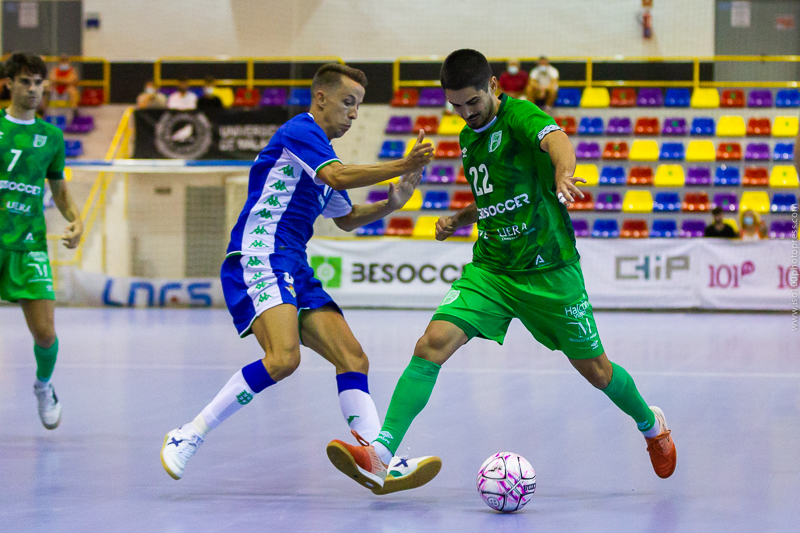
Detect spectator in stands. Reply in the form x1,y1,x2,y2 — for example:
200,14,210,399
739,209,768,241
497,59,528,99
196,76,223,110
167,75,197,110
136,80,167,109
48,54,80,111
704,206,737,238
526,56,559,113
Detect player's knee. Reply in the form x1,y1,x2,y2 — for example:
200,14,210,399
263,346,301,381
30,326,56,348
413,332,448,362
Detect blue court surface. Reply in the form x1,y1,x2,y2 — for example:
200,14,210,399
0,308,798,532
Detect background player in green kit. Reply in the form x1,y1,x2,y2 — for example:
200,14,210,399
328,49,676,489
0,53,83,429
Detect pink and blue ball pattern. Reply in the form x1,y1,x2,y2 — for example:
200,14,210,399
476,452,536,513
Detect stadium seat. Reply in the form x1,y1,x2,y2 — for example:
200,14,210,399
637,88,663,107
662,117,688,136
653,192,681,212
391,89,419,107
770,221,796,239
578,117,604,135
775,89,800,108
418,88,446,107
567,190,594,211
580,87,610,108
571,219,590,238
45,115,67,130
599,166,625,185
595,192,622,211
413,115,439,134
259,88,286,106
716,116,746,136
680,220,706,238
690,117,715,136
773,116,799,137
744,143,770,161
449,190,475,210
602,141,629,160
64,140,83,157
747,89,773,108
686,166,712,186
428,165,455,184
64,115,95,134
233,88,260,107
422,191,449,210
774,143,794,161
610,88,636,107
769,165,800,188
682,192,710,212
746,118,771,136
628,166,654,185
452,224,476,239
435,141,461,158
366,190,388,204
379,140,405,158
716,142,742,161
456,166,467,184
554,116,577,134
591,219,619,238
622,191,654,213
412,216,438,238
712,193,738,212
555,88,582,107
356,219,385,236
720,89,745,108
400,190,423,211
386,116,413,134
659,142,685,161
79,88,104,106
715,165,741,186
606,117,632,135
686,141,716,161
743,167,769,187
650,219,679,238
576,142,601,159
739,191,770,214
287,88,311,107
634,117,659,135
654,165,685,187
771,193,798,213
438,115,466,135
665,88,691,107
691,88,720,108
574,164,599,185
629,140,659,161
621,219,649,238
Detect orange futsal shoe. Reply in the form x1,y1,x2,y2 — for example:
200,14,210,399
645,406,677,479
327,430,388,491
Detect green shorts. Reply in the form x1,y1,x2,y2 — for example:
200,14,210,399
0,248,55,302
432,261,604,360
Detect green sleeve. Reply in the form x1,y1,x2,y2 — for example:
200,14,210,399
510,100,561,151
47,130,66,180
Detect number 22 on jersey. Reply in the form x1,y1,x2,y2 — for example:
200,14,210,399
468,164,493,196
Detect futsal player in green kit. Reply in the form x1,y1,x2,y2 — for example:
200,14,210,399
328,49,676,491
0,53,83,429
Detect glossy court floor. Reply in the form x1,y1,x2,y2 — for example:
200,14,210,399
0,307,798,532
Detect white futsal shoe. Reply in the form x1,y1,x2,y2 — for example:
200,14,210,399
161,425,204,480
33,381,62,430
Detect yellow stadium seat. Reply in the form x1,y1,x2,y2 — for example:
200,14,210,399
739,191,770,214
574,164,599,186
622,190,654,213
378,176,401,185
629,140,659,161
404,137,417,156
400,189,422,211
438,115,467,135
724,218,739,233
580,87,610,108
213,87,235,108
769,165,800,188
63,167,73,181
654,164,685,187
685,141,716,162
772,116,799,137
412,216,438,238
690,88,720,108
716,116,746,137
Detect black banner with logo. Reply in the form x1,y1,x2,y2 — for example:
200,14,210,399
133,108,290,160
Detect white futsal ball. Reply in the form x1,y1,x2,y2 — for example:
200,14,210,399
476,452,536,512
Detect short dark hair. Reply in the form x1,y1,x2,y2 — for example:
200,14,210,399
440,49,493,91
311,63,367,93
711,206,724,216
4,52,47,80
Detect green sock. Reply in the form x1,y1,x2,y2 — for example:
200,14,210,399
374,356,441,455
34,338,58,381
602,362,655,432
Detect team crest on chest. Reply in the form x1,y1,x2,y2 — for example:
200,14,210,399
33,134,47,148
489,130,502,153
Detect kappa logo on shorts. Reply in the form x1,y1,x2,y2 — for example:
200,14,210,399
440,289,461,305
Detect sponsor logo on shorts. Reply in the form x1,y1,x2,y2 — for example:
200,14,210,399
0,180,42,195
564,299,590,318
309,255,342,288
4,201,31,213
440,289,461,305
28,251,48,262
477,194,530,220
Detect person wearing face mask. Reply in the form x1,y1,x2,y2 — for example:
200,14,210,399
497,59,528,99
166,75,198,110
196,76,223,110
526,56,560,113
136,80,167,109
48,54,80,111
739,209,768,241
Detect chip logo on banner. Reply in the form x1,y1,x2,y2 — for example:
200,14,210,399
614,254,690,280
310,256,342,288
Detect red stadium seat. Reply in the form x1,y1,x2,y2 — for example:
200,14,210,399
634,117,659,135
743,167,769,187
233,88,260,107
603,141,629,160
682,192,710,212
610,88,636,107
620,219,649,238
567,190,594,211
716,142,742,161
391,89,419,107
435,141,461,159
456,166,468,184
746,118,771,136
554,116,577,135
413,115,439,134
79,88,104,106
721,89,745,108
449,190,475,210
385,217,414,236
627,166,654,185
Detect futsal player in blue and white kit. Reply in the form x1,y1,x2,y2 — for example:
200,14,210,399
161,64,440,493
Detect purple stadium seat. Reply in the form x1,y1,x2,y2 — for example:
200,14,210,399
427,165,455,184
686,166,712,186
712,193,738,212
770,221,796,239
64,115,95,133
571,219,590,237
451,224,471,237
366,190,388,204
385,116,413,134
747,90,772,108
606,117,632,135
662,117,688,136
637,88,664,107
418,88,446,107
259,88,287,106
744,143,770,161
680,220,706,238
595,192,622,211
576,142,601,159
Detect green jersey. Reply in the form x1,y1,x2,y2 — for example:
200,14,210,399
459,94,578,273
0,109,65,251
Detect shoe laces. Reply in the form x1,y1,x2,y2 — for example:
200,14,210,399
351,429,370,446
34,384,56,407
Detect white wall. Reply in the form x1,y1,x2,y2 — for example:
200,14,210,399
81,0,715,60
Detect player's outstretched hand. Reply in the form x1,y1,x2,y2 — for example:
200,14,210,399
435,215,459,241
62,219,83,249
404,129,434,172
554,172,586,208
387,167,423,211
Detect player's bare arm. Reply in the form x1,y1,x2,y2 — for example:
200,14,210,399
540,129,585,207
48,178,82,249
435,202,478,241
334,168,423,231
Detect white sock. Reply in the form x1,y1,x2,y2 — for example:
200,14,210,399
338,388,381,443
372,441,393,465
197,370,256,433
642,419,661,438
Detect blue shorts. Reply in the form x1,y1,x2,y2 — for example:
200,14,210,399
220,253,341,337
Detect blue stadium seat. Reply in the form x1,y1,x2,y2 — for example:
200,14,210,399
379,140,405,159
653,192,681,212
773,143,794,161
578,116,604,135
776,89,800,108
599,166,625,185
714,165,741,186
287,88,312,106
665,88,691,108
555,88,582,107
65,140,83,157
659,142,685,161
771,193,798,213
422,191,450,210
356,219,385,236
591,219,619,238
650,219,679,238
691,117,715,136
45,115,68,130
